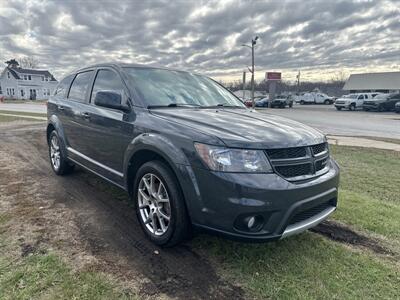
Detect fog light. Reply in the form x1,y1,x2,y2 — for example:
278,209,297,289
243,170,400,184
247,216,256,228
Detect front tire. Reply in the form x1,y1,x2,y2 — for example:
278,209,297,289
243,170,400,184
349,103,356,111
48,130,74,175
133,161,191,247
335,106,342,111
300,100,305,105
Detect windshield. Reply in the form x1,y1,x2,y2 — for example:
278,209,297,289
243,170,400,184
343,94,358,99
125,67,245,108
373,94,388,100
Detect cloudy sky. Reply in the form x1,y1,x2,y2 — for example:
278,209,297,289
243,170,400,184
0,0,399,83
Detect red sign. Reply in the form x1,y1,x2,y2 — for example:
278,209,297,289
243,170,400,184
266,72,282,81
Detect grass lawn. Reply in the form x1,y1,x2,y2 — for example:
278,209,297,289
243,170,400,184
194,145,400,299
330,146,400,242
0,115,43,123
0,110,47,118
0,215,137,300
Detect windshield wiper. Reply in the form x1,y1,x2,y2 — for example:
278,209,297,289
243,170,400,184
147,103,200,109
202,103,245,108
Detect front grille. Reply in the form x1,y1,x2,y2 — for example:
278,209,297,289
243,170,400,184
288,201,332,225
315,157,329,171
311,143,327,155
266,147,306,159
275,163,312,178
266,143,329,181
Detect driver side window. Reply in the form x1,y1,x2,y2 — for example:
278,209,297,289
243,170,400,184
358,95,364,100
91,69,124,103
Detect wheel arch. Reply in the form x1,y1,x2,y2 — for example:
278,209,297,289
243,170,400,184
46,116,68,153
124,134,190,199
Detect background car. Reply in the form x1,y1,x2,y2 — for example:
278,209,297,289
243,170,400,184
363,93,400,112
255,97,269,107
297,92,334,105
271,95,293,108
395,101,400,113
334,93,380,111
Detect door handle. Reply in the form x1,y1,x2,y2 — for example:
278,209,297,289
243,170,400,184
82,112,91,119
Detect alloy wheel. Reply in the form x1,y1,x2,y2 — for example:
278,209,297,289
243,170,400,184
138,173,171,236
50,135,61,171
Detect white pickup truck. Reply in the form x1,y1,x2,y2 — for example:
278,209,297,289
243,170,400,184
334,93,381,111
296,92,334,105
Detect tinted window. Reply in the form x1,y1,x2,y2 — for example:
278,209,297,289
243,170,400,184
68,71,93,102
54,75,73,97
91,69,124,103
358,95,364,99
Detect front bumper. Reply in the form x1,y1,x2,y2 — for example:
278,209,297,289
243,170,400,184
179,160,340,241
334,103,350,109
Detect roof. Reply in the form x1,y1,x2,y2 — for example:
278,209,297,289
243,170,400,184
343,72,400,90
8,67,57,81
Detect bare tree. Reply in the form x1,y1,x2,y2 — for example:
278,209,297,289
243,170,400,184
19,56,39,69
330,70,348,83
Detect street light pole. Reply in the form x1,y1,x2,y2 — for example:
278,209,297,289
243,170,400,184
251,39,255,108
242,36,258,108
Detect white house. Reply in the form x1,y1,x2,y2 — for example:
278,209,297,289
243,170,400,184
0,64,58,100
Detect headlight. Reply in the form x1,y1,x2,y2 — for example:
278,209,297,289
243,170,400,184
194,143,272,173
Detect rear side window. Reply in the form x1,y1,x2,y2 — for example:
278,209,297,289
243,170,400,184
68,71,93,102
91,69,125,103
54,75,73,97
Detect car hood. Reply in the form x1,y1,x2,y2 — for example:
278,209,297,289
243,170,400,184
150,108,325,149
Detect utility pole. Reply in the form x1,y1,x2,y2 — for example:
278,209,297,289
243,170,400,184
242,36,258,108
296,70,301,93
242,71,246,100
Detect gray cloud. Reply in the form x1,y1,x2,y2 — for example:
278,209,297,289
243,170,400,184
0,0,399,81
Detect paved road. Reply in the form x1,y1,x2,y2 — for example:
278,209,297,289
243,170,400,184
0,102,47,114
259,104,400,139
1,102,399,139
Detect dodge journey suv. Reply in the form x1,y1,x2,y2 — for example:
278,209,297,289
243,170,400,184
47,63,339,247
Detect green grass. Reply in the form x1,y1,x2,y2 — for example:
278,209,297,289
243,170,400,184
330,145,400,204
194,145,400,299
0,215,137,300
195,233,400,299
0,110,47,118
330,145,400,242
0,115,42,123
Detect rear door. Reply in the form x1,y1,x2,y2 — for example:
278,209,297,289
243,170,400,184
79,68,134,183
62,70,95,157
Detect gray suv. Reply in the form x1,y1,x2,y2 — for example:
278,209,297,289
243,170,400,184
47,63,339,247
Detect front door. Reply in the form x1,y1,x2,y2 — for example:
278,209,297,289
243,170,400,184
29,89,37,100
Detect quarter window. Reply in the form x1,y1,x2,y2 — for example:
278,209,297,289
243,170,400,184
91,69,124,103
68,71,93,102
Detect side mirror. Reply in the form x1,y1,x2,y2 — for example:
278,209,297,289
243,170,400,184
94,91,130,111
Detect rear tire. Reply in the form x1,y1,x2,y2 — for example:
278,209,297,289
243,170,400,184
48,130,74,175
133,161,191,247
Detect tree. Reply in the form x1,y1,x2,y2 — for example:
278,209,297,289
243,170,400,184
5,59,19,68
19,56,39,69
